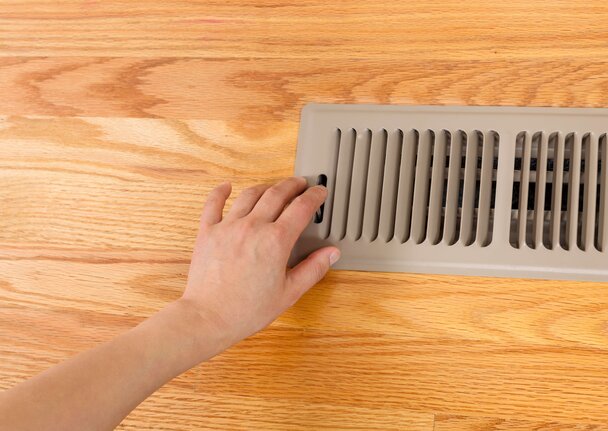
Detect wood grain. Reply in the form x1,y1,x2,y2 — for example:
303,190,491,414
1,1,608,60
3,58,608,122
2,1,608,429
119,392,435,431
434,414,608,431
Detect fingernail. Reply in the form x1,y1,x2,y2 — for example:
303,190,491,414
329,250,341,266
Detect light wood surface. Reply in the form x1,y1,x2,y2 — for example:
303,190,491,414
1,2,608,430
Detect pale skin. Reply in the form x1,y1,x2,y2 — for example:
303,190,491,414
0,177,340,430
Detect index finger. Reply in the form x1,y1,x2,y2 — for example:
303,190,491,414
275,185,327,245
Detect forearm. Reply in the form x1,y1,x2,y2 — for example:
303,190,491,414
0,299,225,431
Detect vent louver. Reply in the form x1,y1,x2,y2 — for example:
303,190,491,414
510,131,607,252
290,104,608,281
325,128,499,247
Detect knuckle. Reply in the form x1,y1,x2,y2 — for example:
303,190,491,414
271,222,289,240
264,185,284,201
294,194,315,211
287,176,303,186
311,185,328,200
206,193,221,205
240,216,257,230
293,193,308,205
232,220,255,244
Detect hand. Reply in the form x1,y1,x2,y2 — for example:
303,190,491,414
181,177,340,356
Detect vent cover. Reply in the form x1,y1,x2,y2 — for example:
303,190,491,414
290,103,608,281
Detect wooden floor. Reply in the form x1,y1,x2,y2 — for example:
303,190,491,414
1,1,608,429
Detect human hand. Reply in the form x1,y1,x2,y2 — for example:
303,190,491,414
180,177,340,357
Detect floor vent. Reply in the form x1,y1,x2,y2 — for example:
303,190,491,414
290,104,608,281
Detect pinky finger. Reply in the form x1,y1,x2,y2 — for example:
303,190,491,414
285,246,340,303
200,182,232,226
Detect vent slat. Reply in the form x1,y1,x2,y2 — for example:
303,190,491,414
378,130,403,242
443,130,463,245
329,128,356,241
476,131,495,246
319,129,342,239
517,132,532,248
534,132,548,248
567,133,582,250
550,132,565,249
460,131,480,245
559,134,571,249
427,130,447,245
411,130,433,244
346,129,372,240
362,130,388,241
598,135,608,252
582,133,598,250
394,129,418,243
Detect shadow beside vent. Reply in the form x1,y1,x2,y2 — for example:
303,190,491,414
292,104,608,281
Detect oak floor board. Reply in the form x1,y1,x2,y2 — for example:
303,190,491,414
3,59,608,121
118,392,435,431
1,257,608,424
434,413,608,431
1,1,608,60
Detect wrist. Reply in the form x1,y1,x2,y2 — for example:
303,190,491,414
131,298,232,378
166,298,234,364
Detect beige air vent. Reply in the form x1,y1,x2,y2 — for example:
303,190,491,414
290,104,608,281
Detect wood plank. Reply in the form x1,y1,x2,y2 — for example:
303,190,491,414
1,257,608,424
119,392,434,430
0,116,296,253
1,1,608,59
434,413,608,430
2,58,608,120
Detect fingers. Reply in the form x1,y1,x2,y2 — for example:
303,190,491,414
227,183,272,219
200,182,232,226
276,184,327,245
250,177,308,222
285,246,340,301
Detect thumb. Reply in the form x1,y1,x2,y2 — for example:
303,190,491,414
286,246,340,298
